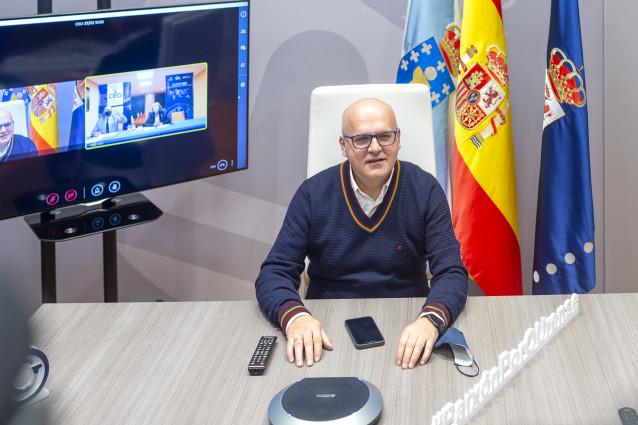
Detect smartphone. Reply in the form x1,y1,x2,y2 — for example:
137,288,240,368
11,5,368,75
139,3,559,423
345,316,385,349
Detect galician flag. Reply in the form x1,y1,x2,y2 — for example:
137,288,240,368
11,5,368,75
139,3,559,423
533,0,595,294
397,0,461,199
452,0,522,295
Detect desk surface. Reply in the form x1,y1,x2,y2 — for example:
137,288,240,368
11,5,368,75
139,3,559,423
28,294,638,424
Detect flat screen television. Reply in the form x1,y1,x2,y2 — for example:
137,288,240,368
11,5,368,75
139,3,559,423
0,1,249,230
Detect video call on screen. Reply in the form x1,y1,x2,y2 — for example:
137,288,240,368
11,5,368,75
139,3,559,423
0,2,248,219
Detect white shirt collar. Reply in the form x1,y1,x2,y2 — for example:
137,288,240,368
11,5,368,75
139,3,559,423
349,164,394,217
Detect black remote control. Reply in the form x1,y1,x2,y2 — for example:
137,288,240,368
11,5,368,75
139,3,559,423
619,408,638,425
248,336,277,375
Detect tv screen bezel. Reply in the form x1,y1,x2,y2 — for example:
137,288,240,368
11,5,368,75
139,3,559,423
0,0,249,222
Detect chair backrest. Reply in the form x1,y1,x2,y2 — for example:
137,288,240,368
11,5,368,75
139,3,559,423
307,84,436,178
171,111,186,122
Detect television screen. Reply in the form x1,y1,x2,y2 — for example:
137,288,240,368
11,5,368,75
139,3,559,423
0,1,249,221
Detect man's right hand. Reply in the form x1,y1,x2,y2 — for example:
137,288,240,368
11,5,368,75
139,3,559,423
286,315,333,367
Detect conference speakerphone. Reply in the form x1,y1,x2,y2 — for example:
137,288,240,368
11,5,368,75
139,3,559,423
268,377,382,424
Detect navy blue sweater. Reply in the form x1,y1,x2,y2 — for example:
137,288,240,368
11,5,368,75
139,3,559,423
255,160,468,332
2,134,38,162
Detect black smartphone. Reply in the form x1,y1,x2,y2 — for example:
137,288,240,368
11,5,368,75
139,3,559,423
344,316,385,349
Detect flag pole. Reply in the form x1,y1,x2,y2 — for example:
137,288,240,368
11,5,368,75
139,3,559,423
37,0,55,303
96,0,118,303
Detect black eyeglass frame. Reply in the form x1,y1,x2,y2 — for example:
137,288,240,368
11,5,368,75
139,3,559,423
0,121,15,131
342,130,399,149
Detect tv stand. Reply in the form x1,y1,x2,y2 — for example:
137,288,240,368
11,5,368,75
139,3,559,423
25,193,163,303
30,0,128,304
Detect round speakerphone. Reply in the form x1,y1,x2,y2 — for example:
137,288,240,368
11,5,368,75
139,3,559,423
13,346,49,403
268,377,383,424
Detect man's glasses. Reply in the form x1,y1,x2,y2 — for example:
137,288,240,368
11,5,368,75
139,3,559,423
0,121,15,131
342,130,398,149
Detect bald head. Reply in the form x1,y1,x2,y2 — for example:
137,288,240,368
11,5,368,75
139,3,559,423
341,98,397,135
338,97,401,198
0,108,13,123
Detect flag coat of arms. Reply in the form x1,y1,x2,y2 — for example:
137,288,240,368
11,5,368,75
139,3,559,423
452,0,522,295
533,0,595,294
397,0,460,198
397,36,455,110
27,83,59,155
69,80,86,148
1,87,30,105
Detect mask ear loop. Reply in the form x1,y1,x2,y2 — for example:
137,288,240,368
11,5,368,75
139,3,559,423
456,358,479,377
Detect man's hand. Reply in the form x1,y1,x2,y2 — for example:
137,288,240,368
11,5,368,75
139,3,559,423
396,317,439,369
286,315,333,367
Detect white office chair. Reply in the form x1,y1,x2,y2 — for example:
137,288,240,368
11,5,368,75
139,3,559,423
307,83,436,178
301,84,436,297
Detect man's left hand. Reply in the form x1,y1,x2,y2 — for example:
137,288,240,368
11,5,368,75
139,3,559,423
395,317,439,369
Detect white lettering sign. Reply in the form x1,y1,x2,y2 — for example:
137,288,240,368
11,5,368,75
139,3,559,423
431,294,580,425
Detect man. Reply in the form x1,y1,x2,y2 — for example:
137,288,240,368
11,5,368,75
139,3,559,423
144,102,170,127
255,98,468,369
91,105,127,137
0,108,38,162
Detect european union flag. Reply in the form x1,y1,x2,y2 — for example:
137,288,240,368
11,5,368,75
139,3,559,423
397,36,454,111
533,0,595,294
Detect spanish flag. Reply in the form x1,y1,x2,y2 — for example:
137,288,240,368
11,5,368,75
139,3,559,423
27,83,59,155
452,0,522,295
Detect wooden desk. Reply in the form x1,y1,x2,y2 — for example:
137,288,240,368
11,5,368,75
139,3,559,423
28,294,638,424
133,114,147,127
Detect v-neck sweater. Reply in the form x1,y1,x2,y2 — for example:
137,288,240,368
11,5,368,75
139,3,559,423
255,160,468,333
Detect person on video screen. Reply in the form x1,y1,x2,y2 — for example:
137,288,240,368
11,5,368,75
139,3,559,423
255,98,468,370
144,102,170,127
0,107,38,162
91,105,127,137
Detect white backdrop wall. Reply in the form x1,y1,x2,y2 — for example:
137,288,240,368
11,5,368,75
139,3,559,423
604,0,638,293
0,0,606,315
